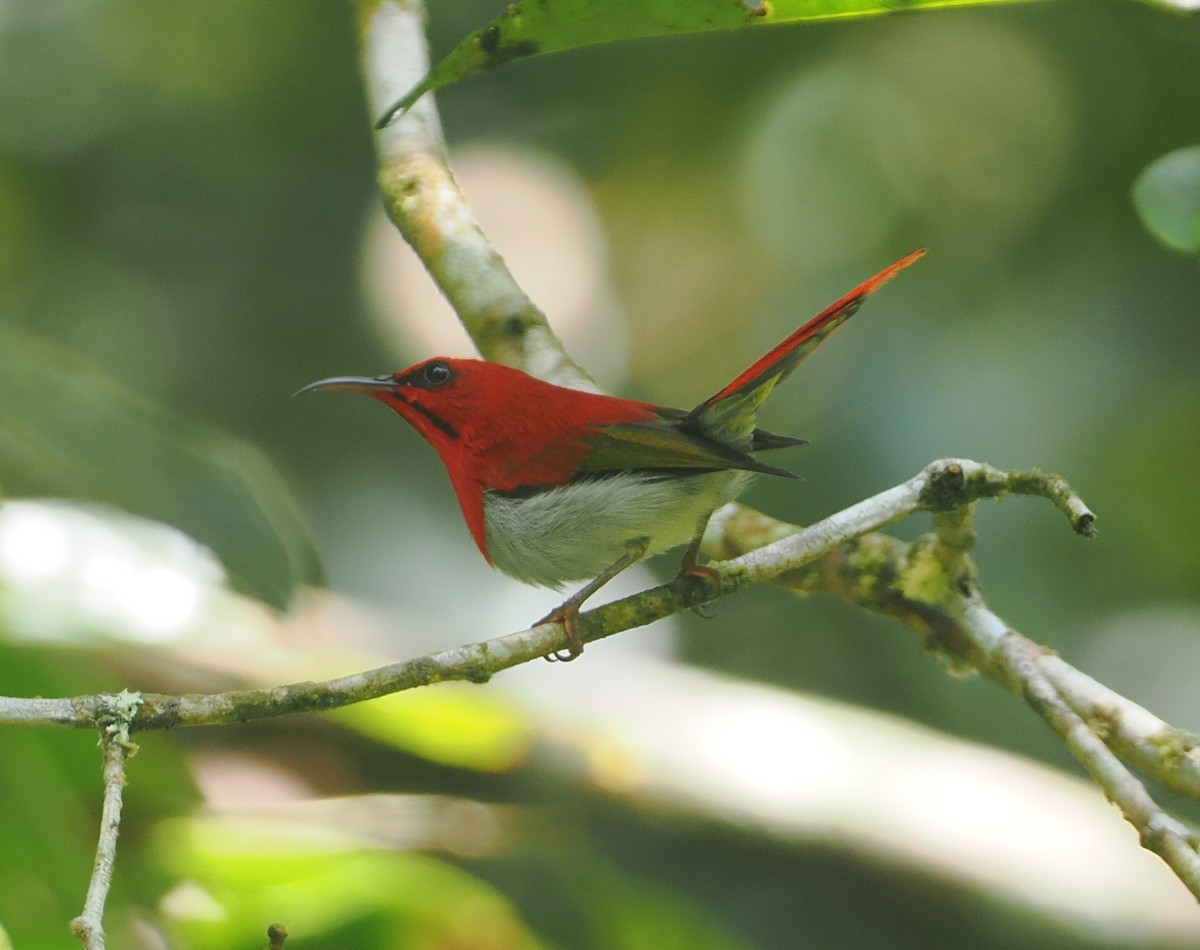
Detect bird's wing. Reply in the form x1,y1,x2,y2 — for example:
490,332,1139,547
576,421,797,480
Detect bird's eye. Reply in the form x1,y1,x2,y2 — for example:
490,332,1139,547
422,361,453,387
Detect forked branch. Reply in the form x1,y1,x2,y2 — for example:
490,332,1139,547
68,692,142,949
3,5,1197,946
358,1,1200,896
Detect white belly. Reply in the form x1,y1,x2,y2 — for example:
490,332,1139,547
482,469,752,588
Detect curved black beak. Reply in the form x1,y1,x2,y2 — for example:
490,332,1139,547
293,375,396,397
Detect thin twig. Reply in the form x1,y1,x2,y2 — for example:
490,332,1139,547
1040,655,1200,799
267,923,288,949
0,694,84,726
69,692,142,949
723,458,1093,587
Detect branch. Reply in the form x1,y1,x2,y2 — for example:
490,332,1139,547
2,458,1091,732
717,458,1093,591
360,0,594,390
6,459,1198,903
6,1,1199,932
1041,654,1200,800
991,621,1200,897
712,469,1200,899
69,691,142,950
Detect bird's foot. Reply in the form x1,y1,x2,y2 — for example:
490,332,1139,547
680,561,721,583
537,538,650,664
538,602,584,662
676,536,722,616
677,538,721,585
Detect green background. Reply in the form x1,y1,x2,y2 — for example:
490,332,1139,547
1,1,1199,947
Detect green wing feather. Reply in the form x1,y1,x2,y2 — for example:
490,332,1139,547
579,421,797,479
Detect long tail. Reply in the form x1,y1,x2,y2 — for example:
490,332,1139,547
685,249,925,443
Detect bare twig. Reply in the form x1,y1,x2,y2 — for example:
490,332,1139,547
721,458,1093,586
0,694,84,726
69,691,142,949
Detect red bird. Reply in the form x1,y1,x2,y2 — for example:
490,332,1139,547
301,249,923,660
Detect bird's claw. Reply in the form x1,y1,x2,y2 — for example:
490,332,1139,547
678,555,721,593
538,604,584,662
677,542,721,617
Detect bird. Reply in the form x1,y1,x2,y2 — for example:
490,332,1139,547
299,249,923,660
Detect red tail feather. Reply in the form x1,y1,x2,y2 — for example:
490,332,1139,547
700,248,925,409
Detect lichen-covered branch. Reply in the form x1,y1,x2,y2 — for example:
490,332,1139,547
5,456,1197,902
992,625,1200,897
706,468,1199,806
710,465,1200,900
1041,655,1200,800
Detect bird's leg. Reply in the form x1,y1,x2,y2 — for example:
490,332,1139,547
677,517,721,618
678,533,717,579
540,537,649,663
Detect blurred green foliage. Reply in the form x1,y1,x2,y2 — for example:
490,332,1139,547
1,0,1199,948
155,819,550,950
0,324,320,608
1133,144,1200,254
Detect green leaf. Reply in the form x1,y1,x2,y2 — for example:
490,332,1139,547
1132,145,1200,255
377,0,1050,123
0,324,321,609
